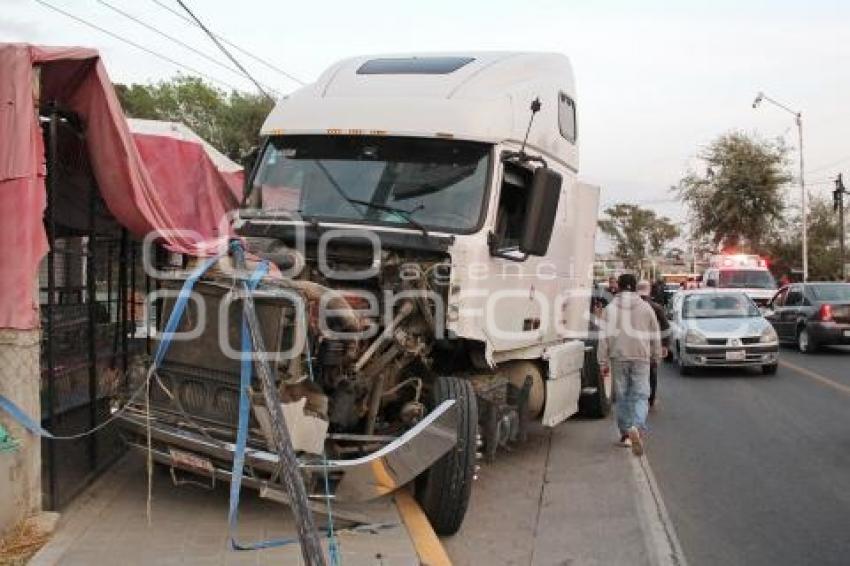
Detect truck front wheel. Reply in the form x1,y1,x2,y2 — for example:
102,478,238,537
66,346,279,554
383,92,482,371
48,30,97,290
415,376,478,536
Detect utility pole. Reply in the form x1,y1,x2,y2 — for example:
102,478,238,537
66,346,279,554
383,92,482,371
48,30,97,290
834,173,847,280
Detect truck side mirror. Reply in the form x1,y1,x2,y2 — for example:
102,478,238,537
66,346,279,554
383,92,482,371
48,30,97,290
519,167,562,256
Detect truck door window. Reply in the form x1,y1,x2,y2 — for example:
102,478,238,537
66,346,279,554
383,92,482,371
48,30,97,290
494,162,532,250
558,92,577,143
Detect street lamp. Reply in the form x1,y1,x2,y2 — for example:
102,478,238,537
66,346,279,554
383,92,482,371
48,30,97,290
752,91,808,281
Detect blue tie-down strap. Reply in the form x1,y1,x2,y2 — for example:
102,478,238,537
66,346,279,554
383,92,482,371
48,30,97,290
226,259,300,551
0,253,221,442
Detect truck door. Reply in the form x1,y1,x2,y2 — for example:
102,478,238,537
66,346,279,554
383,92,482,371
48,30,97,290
485,160,544,350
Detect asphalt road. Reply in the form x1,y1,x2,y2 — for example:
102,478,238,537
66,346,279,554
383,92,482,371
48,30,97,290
646,345,850,566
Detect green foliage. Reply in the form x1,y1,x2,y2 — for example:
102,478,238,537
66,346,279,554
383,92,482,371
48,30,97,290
765,196,845,280
675,131,791,251
114,75,273,167
598,203,680,270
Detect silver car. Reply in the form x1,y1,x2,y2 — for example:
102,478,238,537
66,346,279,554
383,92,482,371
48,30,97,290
669,289,779,375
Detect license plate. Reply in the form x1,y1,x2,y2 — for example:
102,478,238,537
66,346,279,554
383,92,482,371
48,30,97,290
725,350,746,361
168,447,214,474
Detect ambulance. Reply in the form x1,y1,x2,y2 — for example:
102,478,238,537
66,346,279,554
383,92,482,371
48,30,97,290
702,254,777,307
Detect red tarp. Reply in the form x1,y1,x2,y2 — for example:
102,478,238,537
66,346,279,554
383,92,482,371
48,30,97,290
0,43,243,329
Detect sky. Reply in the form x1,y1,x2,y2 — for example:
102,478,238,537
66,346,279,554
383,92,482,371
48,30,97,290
4,0,850,245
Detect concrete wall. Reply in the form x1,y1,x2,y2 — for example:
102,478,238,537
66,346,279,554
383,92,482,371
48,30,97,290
0,328,41,535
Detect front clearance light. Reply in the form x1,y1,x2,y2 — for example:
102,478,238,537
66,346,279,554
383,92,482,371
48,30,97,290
760,326,778,343
685,329,707,345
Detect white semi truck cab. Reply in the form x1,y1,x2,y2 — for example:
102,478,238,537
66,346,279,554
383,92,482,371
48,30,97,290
122,52,604,536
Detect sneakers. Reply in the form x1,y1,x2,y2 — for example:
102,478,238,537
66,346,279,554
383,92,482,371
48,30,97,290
627,426,644,456
618,434,632,448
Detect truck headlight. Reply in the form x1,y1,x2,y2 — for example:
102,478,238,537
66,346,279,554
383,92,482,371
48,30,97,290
760,326,778,343
685,329,707,345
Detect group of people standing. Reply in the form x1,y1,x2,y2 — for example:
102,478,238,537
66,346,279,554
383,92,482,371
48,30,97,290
595,274,669,456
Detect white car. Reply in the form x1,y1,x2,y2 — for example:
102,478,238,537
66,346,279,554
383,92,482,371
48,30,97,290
668,289,779,375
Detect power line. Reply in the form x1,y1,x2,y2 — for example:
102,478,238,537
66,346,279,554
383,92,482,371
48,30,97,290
96,0,279,96
806,153,850,176
96,0,278,95
150,0,305,86
34,0,242,91
175,0,273,101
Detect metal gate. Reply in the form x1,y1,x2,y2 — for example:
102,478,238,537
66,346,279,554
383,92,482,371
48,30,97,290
39,108,145,510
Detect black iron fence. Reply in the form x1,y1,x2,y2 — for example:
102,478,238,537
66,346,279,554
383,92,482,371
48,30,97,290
39,109,149,510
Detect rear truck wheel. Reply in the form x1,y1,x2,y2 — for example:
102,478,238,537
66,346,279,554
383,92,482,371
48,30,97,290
677,343,693,375
797,326,817,354
579,343,611,418
762,363,778,375
415,376,478,536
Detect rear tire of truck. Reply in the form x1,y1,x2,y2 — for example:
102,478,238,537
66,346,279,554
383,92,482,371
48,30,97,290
416,376,478,536
579,344,611,418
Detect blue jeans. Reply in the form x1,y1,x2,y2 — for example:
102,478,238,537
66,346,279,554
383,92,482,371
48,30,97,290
612,360,651,434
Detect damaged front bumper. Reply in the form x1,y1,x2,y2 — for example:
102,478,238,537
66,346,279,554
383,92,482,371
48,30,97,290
118,399,457,503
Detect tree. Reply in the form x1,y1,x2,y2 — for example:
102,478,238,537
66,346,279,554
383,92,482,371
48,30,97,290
766,196,843,280
675,131,791,251
114,76,273,168
598,203,680,272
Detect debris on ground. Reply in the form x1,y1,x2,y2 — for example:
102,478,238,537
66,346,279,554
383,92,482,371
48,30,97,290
0,513,58,566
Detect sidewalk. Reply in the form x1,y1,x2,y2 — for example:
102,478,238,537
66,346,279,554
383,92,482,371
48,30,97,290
29,453,420,566
30,416,685,566
444,417,686,566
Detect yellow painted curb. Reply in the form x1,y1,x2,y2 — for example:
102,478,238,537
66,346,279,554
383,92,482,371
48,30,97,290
394,490,452,566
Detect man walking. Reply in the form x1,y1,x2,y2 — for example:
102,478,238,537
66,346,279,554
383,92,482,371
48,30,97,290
637,280,669,409
597,274,662,456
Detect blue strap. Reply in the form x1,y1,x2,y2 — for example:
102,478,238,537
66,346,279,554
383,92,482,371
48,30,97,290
0,395,51,438
0,254,222,440
227,260,297,551
154,255,223,368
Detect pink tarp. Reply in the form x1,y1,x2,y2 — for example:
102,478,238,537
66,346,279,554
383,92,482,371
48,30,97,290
0,43,243,329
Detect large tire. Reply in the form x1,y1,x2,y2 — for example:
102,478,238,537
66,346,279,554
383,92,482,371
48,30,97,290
579,345,611,418
416,376,478,536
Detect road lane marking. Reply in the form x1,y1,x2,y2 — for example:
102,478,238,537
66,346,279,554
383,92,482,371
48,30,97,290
630,454,689,566
780,359,850,396
394,489,452,566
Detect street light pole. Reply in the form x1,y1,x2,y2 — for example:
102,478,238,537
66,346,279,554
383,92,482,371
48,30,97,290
753,91,808,281
797,112,808,282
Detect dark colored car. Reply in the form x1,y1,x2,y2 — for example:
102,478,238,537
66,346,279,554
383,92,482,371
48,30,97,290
765,283,850,353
